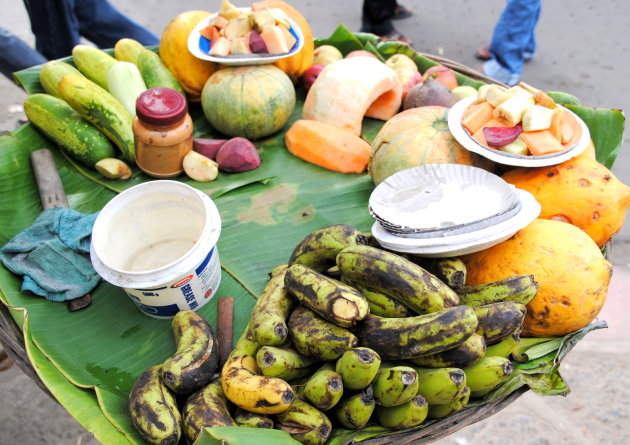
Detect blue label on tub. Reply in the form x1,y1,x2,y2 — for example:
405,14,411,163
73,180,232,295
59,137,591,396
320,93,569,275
134,302,181,317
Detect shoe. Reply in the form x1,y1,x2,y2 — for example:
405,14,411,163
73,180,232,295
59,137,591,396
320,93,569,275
380,31,412,46
393,4,413,20
475,45,491,61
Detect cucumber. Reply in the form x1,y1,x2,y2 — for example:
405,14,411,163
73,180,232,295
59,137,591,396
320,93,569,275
39,61,83,98
114,38,146,65
137,49,185,95
23,94,115,168
58,74,135,163
71,44,116,90
546,91,581,106
107,61,147,115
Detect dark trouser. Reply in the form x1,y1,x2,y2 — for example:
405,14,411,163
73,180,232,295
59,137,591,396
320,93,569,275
0,27,47,80
23,0,159,60
361,0,398,35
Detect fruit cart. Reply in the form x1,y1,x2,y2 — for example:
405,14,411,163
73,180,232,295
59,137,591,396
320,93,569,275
0,11,624,445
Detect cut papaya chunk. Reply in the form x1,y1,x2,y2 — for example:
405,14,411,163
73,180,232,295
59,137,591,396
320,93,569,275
549,107,564,142
521,130,566,155
462,102,494,134
260,25,289,54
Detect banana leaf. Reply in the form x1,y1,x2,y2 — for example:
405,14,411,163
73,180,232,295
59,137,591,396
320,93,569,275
195,427,300,445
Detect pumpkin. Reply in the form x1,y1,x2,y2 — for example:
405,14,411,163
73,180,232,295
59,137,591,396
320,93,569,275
251,0,314,83
201,65,296,140
159,10,219,102
369,106,489,185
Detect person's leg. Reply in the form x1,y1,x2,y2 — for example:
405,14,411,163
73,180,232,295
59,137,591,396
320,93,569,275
523,2,541,60
361,0,398,35
74,0,159,49
23,0,81,60
0,27,47,80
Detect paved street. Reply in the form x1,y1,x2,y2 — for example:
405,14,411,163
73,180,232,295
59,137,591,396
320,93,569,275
1,1,629,444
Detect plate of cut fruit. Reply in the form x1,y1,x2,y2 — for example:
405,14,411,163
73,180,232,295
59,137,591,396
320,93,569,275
187,1,304,65
448,83,590,167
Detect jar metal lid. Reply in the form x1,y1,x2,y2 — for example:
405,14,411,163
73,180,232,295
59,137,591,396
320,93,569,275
136,87,188,127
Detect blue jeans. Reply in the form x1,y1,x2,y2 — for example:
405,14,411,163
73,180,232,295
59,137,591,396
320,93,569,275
0,27,47,80
483,0,541,86
23,0,159,60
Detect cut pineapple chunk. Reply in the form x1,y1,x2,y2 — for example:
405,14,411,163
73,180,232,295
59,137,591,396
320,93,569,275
251,9,276,33
218,0,241,20
223,16,252,40
269,8,292,28
522,105,554,132
493,94,535,127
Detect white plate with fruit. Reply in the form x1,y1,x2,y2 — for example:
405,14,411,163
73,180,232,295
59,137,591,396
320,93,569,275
187,2,304,65
448,83,590,167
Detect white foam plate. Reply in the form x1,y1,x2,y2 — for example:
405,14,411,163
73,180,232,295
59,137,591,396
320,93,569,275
187,8,304,65
371,188,541,257
448,96,590,167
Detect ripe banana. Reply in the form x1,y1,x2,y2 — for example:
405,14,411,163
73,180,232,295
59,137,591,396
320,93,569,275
413,367,467,405
288,306,359,360
128,365,181,445
303,362,344,411
484,331,521,358
345,281,412,318
161,310,218,395
334,386,375,430
336,245,460,314
375,395,428,430
248,265,294,346
474,301,527,345
419,257,467,288
182,376,236,444
408,333,486,368
256,346,318,380
289,224,369,272
234,408,274,429
462,356,513,393
355,306,478,359
373,365,419,407
427,385,471,420
285,264,369,327
275,398,332,445
335,347,381,390
454,275,538,307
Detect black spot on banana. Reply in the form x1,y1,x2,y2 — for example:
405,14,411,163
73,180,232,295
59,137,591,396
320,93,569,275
335,347,381,390
288,306,359,360
408,333,486,368
161,310,218,395
303,362,344,411
334,386,375,430
285,264,369,328
416,257,467,288
413,367,467,405
372,365,418,407
427,385,471,420
128,365,181,445
234,408,274,429
256,346,318,381
375,395,428,430
344,280,412,318
474,301,527,345
355,306,478,360
289,224,369,273
454,275,538,307
336,245,460,314
462,356,513,394
248,265,294,346
275,398,332,445
182,376,236,444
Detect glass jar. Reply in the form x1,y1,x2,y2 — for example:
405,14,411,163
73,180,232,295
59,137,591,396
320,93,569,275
133,87,193,178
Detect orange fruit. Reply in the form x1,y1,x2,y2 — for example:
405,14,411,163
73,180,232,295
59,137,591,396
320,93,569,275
464,219,612,337
502,155,630,247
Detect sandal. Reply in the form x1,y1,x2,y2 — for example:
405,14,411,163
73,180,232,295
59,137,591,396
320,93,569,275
0,349,14,372
475,45,491,61
380,31,412,46
393,4,413,20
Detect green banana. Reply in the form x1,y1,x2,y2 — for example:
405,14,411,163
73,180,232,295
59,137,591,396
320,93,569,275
128,365,181,445
408,333,486,368
289,224,369,272
427,385,471,419
335,347,381,390
455,275,538,307
373,365,419,407
334,386,376,429
275,398,333,445
512,337,560,363
413,367,467,405
474,301,527,345
484,332,521,358
462,356,513,393
355,306,478,359
234,408,274,429
303,362,344,411
336,245,460,314
288,306,359,360
256,346,318,380
345,280,411,318
285,264,369,327
248,265,294,346
161,310,218,395
182,377,236,444
375,395,428,430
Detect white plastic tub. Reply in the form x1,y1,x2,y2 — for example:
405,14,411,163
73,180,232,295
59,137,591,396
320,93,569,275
90,181,221,318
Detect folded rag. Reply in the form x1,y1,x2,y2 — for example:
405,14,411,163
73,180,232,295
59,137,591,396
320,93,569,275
0,208,100,302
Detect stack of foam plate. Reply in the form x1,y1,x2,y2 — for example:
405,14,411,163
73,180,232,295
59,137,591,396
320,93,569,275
369,164,541,257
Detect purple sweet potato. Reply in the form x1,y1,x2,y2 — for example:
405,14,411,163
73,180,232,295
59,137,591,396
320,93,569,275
215,137,261,172
193,138,228,160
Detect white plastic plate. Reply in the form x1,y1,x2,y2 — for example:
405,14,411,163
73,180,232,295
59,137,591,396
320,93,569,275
448,96,590,167
187,8,304,65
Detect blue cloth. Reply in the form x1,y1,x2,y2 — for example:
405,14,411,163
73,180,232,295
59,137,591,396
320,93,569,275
483,0,541,86
23,0,159,60
0,208,100,302
0,27,46,80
